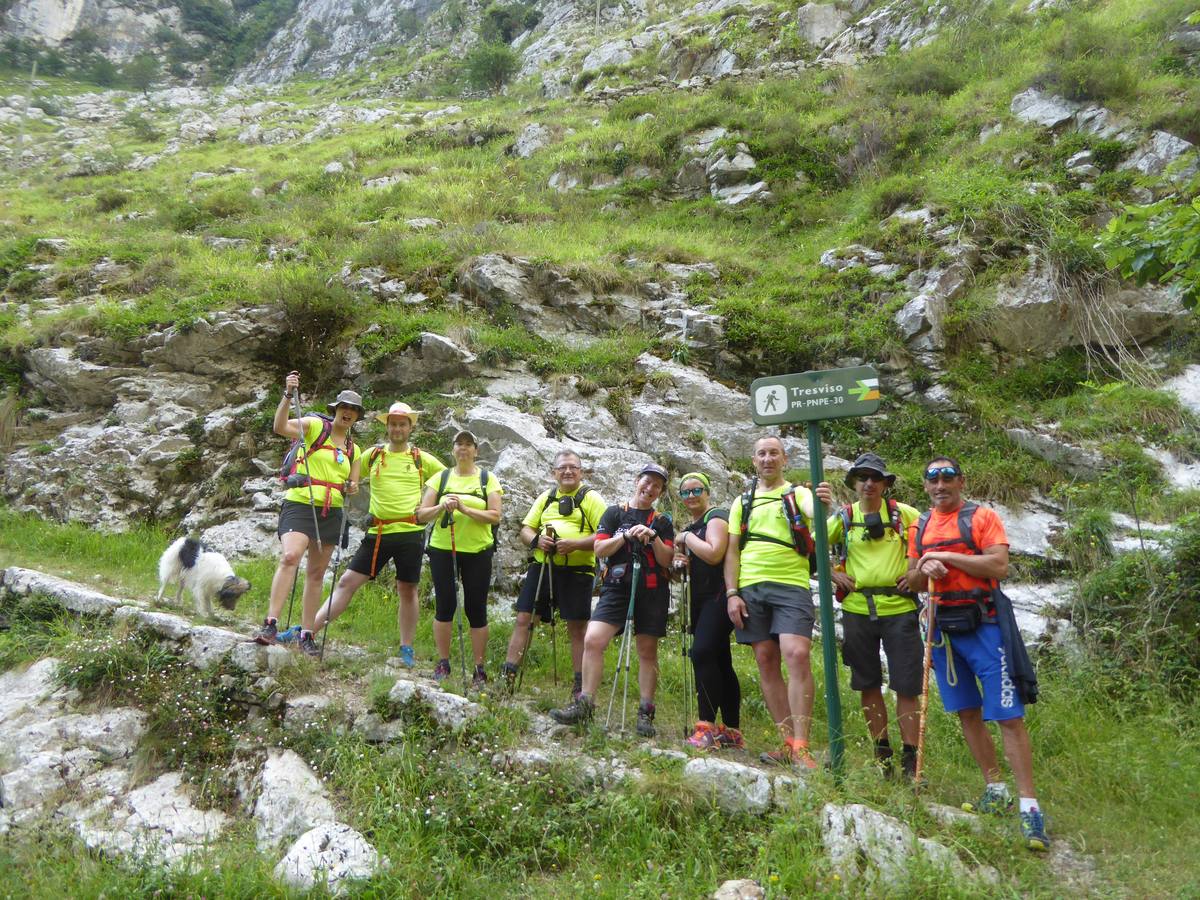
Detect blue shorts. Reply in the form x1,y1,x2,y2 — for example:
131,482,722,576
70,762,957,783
932,622,1025,721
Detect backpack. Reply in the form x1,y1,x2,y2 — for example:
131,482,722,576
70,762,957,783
541,486,597,534
836,499,904,565
914,501,995,627
736,477,815,556
280,413,356,483
436,467,498,550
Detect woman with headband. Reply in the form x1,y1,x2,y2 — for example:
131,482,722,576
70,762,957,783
675,472,742,750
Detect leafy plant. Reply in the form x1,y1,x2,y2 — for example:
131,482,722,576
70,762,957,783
1101,193,1200,308
464,43,519,93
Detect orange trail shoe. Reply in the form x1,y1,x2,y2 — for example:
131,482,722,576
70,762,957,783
788,739,818,770
715,725,745,750
686,721,719,750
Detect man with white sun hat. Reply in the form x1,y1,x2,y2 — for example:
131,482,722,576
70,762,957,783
311,401,445,666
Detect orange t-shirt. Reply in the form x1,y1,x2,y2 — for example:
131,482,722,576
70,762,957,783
907,504,1008,600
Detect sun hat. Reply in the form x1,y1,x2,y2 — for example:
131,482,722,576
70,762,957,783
845,452,896,488
375,401,420,426
326,389,365,418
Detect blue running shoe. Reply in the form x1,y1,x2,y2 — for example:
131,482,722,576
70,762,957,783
963,784,1013,815
399,645,416,668
276,625,301,644
1020,808,1050,851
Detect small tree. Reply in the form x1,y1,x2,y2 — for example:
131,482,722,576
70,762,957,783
123,53,160,96
464,42,518,93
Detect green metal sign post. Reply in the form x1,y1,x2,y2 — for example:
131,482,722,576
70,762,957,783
749,366,881,776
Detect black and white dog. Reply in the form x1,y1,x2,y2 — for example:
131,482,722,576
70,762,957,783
157,536,251,617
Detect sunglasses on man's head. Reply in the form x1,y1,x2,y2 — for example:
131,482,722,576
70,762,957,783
679,487,706,498
925,466,961,482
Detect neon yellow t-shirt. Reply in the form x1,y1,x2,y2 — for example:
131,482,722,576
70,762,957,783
727,481,814,589
522,485,608,569
365,446,446,534
283,417,362,510
425,468,503,554
827,500,921,616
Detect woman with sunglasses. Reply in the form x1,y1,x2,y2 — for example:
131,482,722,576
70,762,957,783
675,472,742,750
254,371,362,657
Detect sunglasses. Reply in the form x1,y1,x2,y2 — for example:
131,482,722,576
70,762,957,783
679,487,706,498
924,466,961,482
335,449,346,465
856,472,887,484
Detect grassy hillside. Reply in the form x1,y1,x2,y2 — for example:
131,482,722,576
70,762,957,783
0,511,1198,897
2,0,1200,893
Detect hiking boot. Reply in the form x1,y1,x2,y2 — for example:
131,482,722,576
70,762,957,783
433,659,451,683
1020,808,1050,851
875,743,895,779
252,619,278,645
399,645,416,668
297,631,320,658
276,625,301,644
715,725,745,751
635,702,656,738
901,747,918,782
550,694,594,725
472,666,488,690
686,721,719,750
964,784,1014,815
500,661,518,691
759,745,794,767
789,739,818,771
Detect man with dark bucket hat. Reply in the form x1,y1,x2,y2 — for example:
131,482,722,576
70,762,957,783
551,462,675,737
827,452,923,778
254,372,362,656
311,400,445,666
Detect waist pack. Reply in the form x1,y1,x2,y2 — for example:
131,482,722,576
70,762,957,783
937,602,985,634
604,562,630,586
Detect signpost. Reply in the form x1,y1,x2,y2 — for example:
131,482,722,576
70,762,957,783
749,366,881,776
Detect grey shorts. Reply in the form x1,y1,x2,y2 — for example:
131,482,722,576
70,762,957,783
735,582,814,644
841,609,924,696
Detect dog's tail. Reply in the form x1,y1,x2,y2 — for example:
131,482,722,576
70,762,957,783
179,536,202,571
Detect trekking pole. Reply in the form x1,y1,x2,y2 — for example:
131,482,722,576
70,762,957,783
546,525,558,687
446,509,468,688
318,491,352,662
914,587,938,791
605,554,642,733
515,556,547,693
680,555,692,738
286,381,322,631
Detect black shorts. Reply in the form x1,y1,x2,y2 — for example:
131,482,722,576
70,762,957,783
428,547,492,628
278,500,348,546
347,530,425,582
841,609,924,697
515,562,594,623
591,584,670,638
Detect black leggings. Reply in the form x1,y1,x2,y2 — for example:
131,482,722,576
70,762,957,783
691,591,740,728
428,548,491,628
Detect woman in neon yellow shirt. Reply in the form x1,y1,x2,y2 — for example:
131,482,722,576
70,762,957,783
417,430,503,687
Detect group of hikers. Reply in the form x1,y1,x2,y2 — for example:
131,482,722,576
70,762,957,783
250,372,1049,851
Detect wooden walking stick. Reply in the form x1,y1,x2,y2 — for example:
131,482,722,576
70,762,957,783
914,583,937,791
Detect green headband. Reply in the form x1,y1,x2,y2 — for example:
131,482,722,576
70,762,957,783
678,472,711,491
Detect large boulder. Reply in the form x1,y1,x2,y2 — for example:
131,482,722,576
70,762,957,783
274,823,382,895
989,260,1186,355
252,749,337,850
682,757,772,815
822,803,996,885
1118,130,1198,179
1009,89,1080,129
365,333,477,394
818,0,948,64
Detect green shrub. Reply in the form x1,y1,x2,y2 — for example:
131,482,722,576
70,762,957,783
464,43,519,93
1038,20,1135,102
121,109,161,142
1077,517,1200,695
93,188,130,213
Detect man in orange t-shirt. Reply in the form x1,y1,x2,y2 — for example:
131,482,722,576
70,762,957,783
906,455,1048,852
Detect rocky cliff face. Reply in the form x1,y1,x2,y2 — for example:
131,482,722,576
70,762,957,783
232,0,450,85
2,0,183,61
